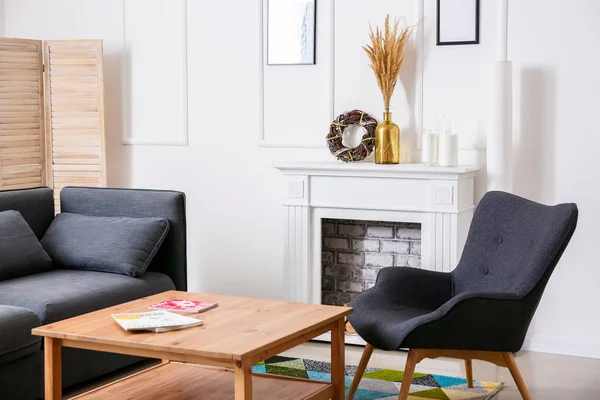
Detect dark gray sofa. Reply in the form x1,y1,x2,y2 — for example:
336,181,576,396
0,186,187,399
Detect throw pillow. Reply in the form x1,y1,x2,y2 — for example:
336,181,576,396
41,213,170,277
0,210,53,280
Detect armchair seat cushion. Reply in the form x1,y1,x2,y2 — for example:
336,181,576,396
0,305,41,364
0,269,175,324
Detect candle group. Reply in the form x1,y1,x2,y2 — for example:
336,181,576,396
422,115,458,167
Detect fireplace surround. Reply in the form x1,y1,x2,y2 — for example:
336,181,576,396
275,162,481,300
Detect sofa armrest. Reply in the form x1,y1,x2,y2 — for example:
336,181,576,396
60,186,187,290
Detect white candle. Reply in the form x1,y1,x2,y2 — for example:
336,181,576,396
438,135,458,167
421,131,439,165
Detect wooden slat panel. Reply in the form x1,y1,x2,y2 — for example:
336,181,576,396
0,70,38,77
0,93,39,100
0,135,40,142
0,38,45,191
2,146,41,155
2,157,42,166
0,62,40,70
45,40,106,209
0,104,41,111
2,164,43,174
2,151,42,160
0,51,37,59
0,116,40,123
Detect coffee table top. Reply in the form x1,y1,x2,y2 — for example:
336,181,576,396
32,290,352,361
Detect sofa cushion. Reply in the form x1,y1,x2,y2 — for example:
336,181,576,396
41,213,170,277
0,210,53,281
0,305,41,364
0,269,175,324
0,187,54,239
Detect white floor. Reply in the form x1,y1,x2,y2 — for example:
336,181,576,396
281,342,600,399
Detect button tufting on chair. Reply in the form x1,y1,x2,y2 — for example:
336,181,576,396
497,237,504,244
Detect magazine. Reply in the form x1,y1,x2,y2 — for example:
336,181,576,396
149,298,218,314
112,310,204,333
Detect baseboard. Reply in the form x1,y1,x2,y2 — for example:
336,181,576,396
522,336,600,359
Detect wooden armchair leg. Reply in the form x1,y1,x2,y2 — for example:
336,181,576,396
347,343,374,400
464,359,473,388
398,349,419,400
502,352,532,400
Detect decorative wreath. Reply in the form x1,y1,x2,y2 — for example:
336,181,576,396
327,110,377,162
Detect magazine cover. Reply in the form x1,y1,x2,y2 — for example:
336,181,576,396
149,299,218,314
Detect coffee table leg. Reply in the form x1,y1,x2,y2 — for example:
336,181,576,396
44,337,62,400
234,359,253,400
331,318,345,400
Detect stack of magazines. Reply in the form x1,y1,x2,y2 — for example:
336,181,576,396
112,310,204,333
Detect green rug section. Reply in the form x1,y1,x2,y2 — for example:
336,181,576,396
252,356,503,400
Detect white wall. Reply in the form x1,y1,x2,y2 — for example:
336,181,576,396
510,0,600,358
3,0,600,358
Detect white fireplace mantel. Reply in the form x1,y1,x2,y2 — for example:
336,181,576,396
274,162,482,304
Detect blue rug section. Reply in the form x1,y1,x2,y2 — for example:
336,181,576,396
432,374,468,387
307,370,353,387
251,364,266,374
351,388,397,400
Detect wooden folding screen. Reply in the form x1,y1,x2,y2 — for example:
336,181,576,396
44,40,106,211
0,38,46,190
0,38,106,211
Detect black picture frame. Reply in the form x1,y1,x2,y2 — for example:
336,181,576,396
436,0,480,46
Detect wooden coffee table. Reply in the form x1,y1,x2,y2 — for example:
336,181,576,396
32,290,352,400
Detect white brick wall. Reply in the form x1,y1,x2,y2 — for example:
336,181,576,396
321,219,421,306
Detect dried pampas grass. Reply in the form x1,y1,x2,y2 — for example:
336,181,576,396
363,15,416,111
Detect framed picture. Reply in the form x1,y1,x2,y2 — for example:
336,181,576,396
437,0,480,46
267,0,316,65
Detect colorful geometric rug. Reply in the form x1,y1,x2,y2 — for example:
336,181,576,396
252,356,503,399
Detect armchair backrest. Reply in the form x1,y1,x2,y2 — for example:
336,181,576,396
0,187,54,239
452,191,578,297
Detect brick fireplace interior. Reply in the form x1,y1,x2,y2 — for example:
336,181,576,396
321,219,422,307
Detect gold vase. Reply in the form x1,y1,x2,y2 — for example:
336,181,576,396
375,111,400,164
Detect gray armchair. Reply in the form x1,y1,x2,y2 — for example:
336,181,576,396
347,191,578,400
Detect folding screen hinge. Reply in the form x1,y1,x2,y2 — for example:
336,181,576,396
42,64,45,72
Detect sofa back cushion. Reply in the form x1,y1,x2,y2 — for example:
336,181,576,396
0,210,53,280
0,187,54,239
41,213,170,277
59,187,187,290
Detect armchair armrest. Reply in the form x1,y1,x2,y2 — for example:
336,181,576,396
374,267,453,311
59,186,187,290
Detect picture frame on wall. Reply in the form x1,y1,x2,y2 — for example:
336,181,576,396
267,0,317,65
437,0,480,46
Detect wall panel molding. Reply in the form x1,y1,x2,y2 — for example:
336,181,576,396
121,0,189,146
414,0,425,148
258,0,335,148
